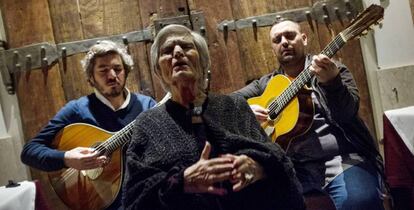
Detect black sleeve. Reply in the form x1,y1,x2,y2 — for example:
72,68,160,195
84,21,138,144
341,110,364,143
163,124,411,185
20,101,80,171
232,73,273,99
122,119,190,210
318,63,360,123
203,95,305,210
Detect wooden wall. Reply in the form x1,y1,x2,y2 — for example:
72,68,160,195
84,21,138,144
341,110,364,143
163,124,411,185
0,0,375,208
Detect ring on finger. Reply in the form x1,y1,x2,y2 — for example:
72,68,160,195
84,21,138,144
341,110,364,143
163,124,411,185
244,172,254,185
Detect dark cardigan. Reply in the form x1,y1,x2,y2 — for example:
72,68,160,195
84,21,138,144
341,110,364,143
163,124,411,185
122,94,305,210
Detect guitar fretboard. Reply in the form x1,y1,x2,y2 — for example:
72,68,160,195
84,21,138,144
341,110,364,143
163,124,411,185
92,92,171,155
268,33,346,119
94,120,135,154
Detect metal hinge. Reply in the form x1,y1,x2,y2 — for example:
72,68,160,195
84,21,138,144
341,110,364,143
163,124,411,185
217,0,363,32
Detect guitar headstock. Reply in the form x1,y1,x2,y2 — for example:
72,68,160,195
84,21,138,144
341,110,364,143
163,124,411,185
342,4,384,41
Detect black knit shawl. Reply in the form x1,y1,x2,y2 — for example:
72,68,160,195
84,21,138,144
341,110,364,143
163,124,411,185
122,94,305,210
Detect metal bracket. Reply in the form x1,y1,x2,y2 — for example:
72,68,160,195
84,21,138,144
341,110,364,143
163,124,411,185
57,29,152,57
5,42,59,73
1,12,206,94
217,0,363,31
191,11,207,37
0,28,153,94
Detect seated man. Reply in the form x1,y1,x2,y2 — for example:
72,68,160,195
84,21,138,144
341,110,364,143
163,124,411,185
234,20,386,210
21,40,156,210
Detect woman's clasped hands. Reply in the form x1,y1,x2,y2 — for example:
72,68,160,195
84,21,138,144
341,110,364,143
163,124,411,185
183,141,265,195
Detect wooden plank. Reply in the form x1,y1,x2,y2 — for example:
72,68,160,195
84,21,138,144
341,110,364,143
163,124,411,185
229,0,280,81
137,0,189,100
0,0,67,209
312,1,376,136
188,0,245,93
77,0,154,97
49,0,90,101
229,0,314,84
101,0,154,96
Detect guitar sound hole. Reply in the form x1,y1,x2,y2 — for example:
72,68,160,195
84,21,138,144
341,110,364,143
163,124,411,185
269,113,278,120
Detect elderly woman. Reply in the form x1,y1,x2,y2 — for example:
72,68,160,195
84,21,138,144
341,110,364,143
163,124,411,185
122,24,305,210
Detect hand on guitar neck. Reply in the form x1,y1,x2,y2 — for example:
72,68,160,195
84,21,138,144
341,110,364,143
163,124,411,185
63,147,109,170
309,54,339,84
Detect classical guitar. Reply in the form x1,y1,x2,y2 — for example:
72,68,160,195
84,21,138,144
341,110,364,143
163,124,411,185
248,5,384,149
48,93,170,210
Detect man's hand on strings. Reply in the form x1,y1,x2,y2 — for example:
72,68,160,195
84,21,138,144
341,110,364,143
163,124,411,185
64,147,108,170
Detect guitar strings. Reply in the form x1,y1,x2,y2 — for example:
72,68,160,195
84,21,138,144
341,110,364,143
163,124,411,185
92,94,170,154
93,122,135,154
266,34,345,117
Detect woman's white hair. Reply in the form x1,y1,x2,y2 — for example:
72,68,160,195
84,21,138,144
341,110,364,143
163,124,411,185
81,40,134,80
150,24,211,92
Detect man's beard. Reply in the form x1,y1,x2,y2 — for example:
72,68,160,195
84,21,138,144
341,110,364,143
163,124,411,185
95,81,125,98
278,52,303,67
105,86,124,98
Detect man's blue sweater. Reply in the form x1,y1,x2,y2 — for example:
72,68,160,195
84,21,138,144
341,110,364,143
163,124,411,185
21,93,156,171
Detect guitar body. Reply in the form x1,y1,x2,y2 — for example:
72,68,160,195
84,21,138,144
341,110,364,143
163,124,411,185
48,123,122,210
248,75,314,149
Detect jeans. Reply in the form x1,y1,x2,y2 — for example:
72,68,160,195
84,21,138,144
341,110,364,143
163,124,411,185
324,161,385,210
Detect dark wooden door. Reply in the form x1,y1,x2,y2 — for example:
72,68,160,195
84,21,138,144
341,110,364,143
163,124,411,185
0,0,376,208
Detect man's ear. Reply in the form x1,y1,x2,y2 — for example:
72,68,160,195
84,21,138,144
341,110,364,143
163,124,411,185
302,33,308,46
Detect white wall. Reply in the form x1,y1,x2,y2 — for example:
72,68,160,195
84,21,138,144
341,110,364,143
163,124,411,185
0,72,29,185
360,0,414,141
375,0,414,69
0,102,7,138
0,9,29,185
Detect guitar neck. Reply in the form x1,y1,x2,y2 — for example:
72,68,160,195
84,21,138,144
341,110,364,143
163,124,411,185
93,93,170,154
269,33,346,118
95,120,136,154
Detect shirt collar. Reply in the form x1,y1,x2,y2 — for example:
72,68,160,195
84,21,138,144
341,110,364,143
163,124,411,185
94,88,131,111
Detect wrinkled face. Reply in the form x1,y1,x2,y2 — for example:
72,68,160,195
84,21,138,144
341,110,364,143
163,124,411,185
90,53,126,98
270,21,307,65
157,34,201,89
